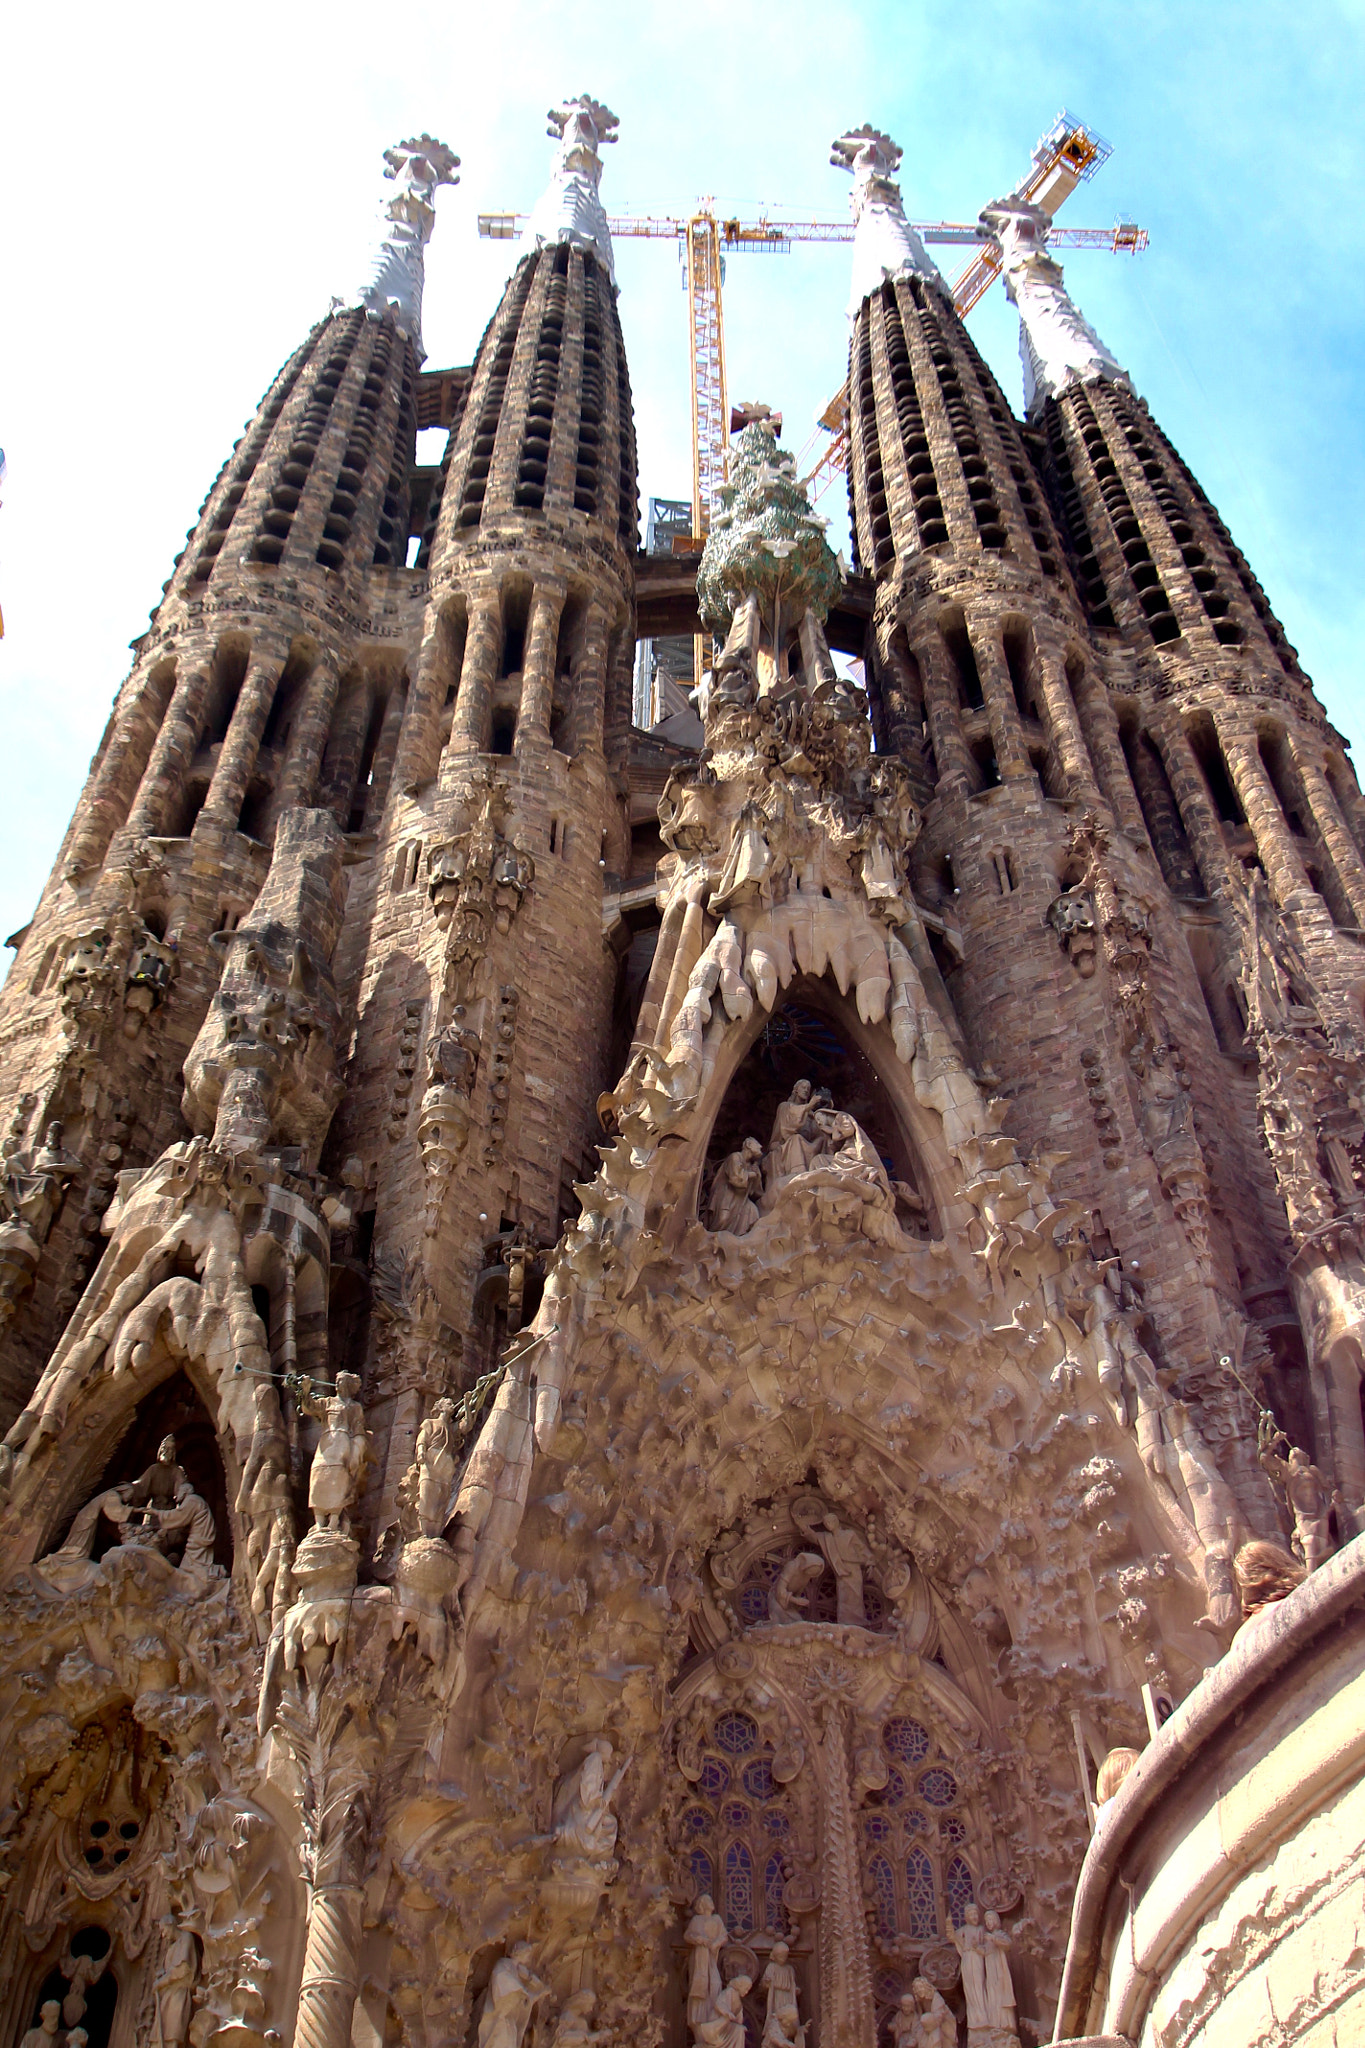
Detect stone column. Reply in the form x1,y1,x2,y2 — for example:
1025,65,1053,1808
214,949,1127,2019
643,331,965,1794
119,645,218,842
1070,671,1146,841
966,618,1032,782
1287,742,1365,927
65,661,178,875
567,598,612,758
1148,714,1234,899
1214,721,1311,906
392,611,459,796
357,682,407,831
908,627,973,797
1032,646,1100,801
516,586,565,751
294,1883,364,2048
318,673,375,829
274,659,342,816
444,588,503,765
200,642,287,827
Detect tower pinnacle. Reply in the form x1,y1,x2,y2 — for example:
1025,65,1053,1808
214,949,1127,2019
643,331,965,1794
525,95,619,284
831,124,944,317
355,134,460,353
979,193,1131,418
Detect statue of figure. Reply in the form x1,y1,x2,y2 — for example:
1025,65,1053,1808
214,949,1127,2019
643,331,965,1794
19,2004,61,2048
549,1990,610,2048
952,1901,992,2040
429,1007,481,1094
404,1396,463,1539
891,1978,955,2048
684,1895,728,2034
1258,1417,1334,1571
152,1922,199,2048
823,1111,893,1199
769,1550,825,1623
813,1511,873,1626
1131,1038,1195,1152
759,1940,803,2048
291,1372,370,1532
550,1737,629,1868
708,1138,764,1236
695,1974,752,2048
764,1080,821,1190
476,1944,549,2048
55,1435,218,1576
60,1948,106,2028
982,1910,1019,2039
711,798,779,912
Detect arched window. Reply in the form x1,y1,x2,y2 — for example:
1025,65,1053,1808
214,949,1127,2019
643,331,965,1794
857,1716,979,1966
673,1711,797,1936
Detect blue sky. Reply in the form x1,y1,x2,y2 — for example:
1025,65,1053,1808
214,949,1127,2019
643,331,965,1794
1,0,1362,950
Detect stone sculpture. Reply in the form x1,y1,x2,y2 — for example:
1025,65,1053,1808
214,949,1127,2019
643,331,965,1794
152,1922,199,2047
891,1977,957,2048
684,1895,728,2035
476,1943,549,2048
19,2004,62,2048
695,1973,752,2048
769,1549,826,1622
708,1138,764,1236
1258,1416,1334,1571
549,1989,610,2048
953,1900,1019,2045
291,1372,370,1533
760,1940,804,2048
53,1434,217,1577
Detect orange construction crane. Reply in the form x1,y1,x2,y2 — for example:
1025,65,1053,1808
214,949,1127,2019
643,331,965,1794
475,113,1147,537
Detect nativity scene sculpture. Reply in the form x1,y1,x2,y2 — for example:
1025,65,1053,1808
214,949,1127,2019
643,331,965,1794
706,1078,920,1247
45,1433,220,1590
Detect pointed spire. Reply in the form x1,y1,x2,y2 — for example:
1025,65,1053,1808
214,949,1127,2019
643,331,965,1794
355,136,459,356
830,126,945,318
525,95,619,285
979,195,1131,419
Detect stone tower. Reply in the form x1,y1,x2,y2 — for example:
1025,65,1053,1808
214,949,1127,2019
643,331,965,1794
0,104,1361,2048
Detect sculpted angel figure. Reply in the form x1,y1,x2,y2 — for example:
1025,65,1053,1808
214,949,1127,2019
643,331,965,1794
547,1736,630,1874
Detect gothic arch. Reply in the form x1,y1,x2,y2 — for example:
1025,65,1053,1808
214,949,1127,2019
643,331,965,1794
675,973,966,1240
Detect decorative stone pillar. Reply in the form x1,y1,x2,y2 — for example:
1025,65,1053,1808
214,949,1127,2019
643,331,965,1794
200,643,287,827
1288,742,1365,927
444,589,503,767
65,660,178,876
318,673,375,829
294,1882,364,2048
516,586,565,749
119,645,217,842
1070,672,1146,841
1148,715,1233,898
1032,645,1100,800
567,598,612,758
358,682,407,831
1214,721,1311,906
909,628,973,796
817,1705,875,2048
393,618,458,796
966,618,1032,781
274,658,342,816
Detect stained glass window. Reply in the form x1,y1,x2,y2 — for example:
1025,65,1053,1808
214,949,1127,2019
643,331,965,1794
903,1809,925,1833
864,1811,893,1844
689,1848,713,1898
742,1755,775,1799
698,1757,730,1797
724,1839,754,1933
874,1767,906,1808
940,1814,966,1845
905,1847,938,1939
720,1800,752,1831
883,1718,930,1765
764,1852,786,1928
682,1806,711,1837
946,1854,974,1927
917,1767,957,1808
715,1713,759,1756
870,1852,898,1940
761,1809,790,1838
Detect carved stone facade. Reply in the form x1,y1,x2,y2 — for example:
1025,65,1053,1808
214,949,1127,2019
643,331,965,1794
0,104,1360,2048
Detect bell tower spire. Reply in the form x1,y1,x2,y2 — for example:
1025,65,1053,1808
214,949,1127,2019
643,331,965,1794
979,193,1131,418
525,94,619,284
355,134,460,355
830,124,944,317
